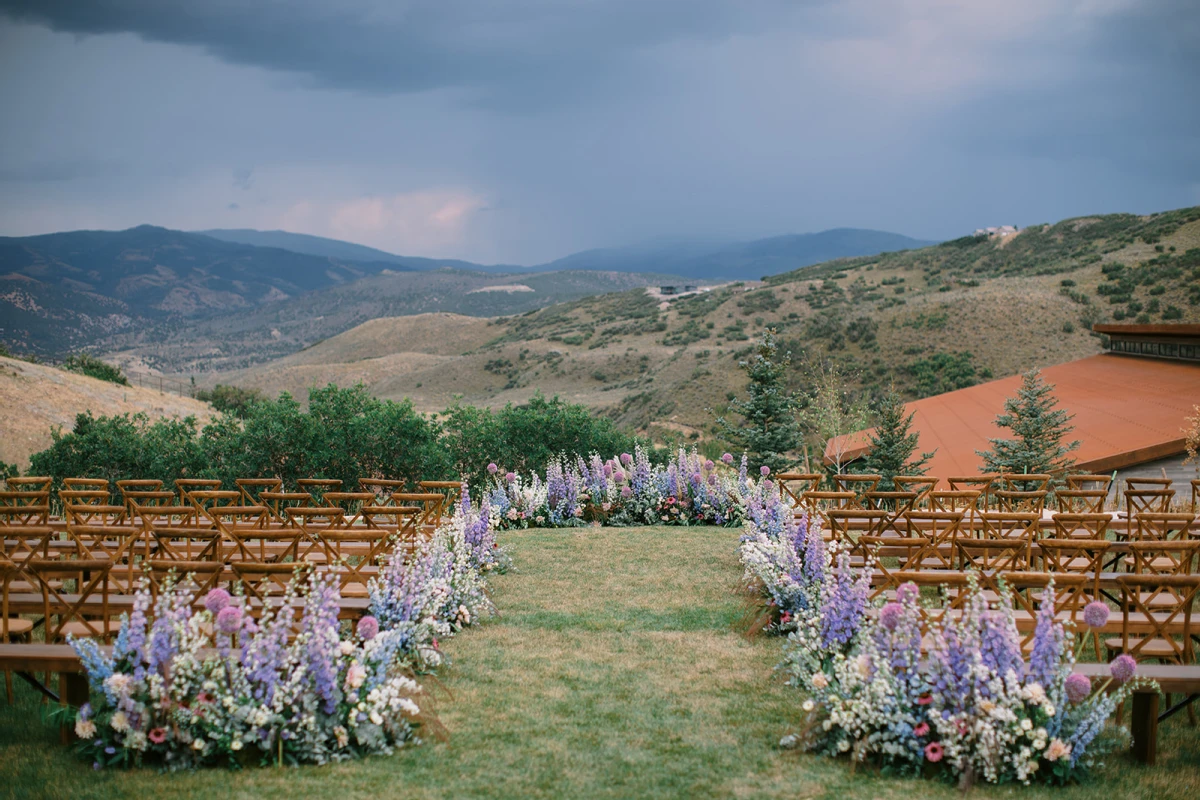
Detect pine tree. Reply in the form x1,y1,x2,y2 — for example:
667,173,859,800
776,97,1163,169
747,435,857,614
975,369,1080,480
862,388,934,491
714,328,801,473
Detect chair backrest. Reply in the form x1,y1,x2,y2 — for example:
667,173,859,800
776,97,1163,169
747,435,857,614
1126,540,1200,577
1055,490,1108,513
905,510,965,569
994,490,1048,514
892,476,937,507
1050,512,1113,541
1115,574,1199,663
978,511,1040,545
773,473,823,508
359,478,409,506
116,479,164,495
1125,477,1172,492
864,491,918,516
1133,512,1195,542
5,477,51,492
26,556,114,642
859,533,926,599
175,479,222,503
297,479,343,503
0,489,50,525
1036,538,1110,588
419,480,464,514
997,473,1053,493
323,492,375,526
235,477,283,506
831,474,880,508
799,491,856,517
1065,474,1113,492
888,570,973,633
1002,570,1092,640
947,475,1000,508
957,539,1032,586
259,491,313,525
929,490,982,515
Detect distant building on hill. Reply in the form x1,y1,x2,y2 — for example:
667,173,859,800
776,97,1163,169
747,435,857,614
973,225,1020,237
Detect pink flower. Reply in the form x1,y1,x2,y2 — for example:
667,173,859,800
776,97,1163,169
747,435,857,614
1064,672,1092,704
879,602,903,631
505,471,516,483
203,588,231,614
924,742,944,762
913,722,929,737
620,453,633,466
620,486,632,498
1110,654,1137,683
603,464,613,478
896,582,918,603
614,470,625,482
917,693,933,705
148,728,167,744
721,453,733,465
780,612,792,624
704,460,715,470
487,463,498,474
357,615,379,641
1083,601,1109,630
197,692,215,704
215,605,243,634
760,465,771,476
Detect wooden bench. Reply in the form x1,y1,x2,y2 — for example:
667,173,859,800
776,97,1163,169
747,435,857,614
1072,662,1200,765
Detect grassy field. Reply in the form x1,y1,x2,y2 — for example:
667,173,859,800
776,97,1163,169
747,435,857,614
1,526,1198,799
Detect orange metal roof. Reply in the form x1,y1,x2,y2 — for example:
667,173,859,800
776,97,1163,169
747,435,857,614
826,354,1200,482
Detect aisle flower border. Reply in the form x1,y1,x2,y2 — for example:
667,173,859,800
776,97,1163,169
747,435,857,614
67,488,506,770
737,488,1158,787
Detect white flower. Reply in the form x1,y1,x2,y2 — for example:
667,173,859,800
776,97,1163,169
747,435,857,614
811,673,829,690
1025,683,1046,703
1020,718,1033,731
192,738,206,751
369,711,383,725
837,739,851,752
1045,738,1072,761
103,673,133,697
339,641,356,656
348,692,359,704
110,711,130,732
230,739,243,751
398,698,420,716
334,726,349,747
75,718,96,738
1043,703,1056,717
802,699,815,712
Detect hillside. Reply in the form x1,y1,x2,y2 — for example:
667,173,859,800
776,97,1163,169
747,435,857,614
0,355,215,469
206,206,1200,447
0,225,401,355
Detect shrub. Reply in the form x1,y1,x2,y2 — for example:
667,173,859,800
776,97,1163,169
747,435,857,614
194,384,262,418
61,353,128,385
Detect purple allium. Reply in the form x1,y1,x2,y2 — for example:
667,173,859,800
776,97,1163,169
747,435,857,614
357,615,379,641
721,453,733,465
760,465,771,476
880,602,903,631
487,462,498,474
1109,654,1136,683
1064,672,1092,704
896,582,918,604
1083,601,1109,630
203,588,231,615
620,453,633,466
505,471,516,483
216,605,243,634
704,460,715,470
764,479,774,490
603,463,613,478
620,486,632,498
614,470,625,482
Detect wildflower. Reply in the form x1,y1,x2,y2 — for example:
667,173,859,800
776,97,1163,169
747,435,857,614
913,722,929,737
110,711,130,732
75,718,96,739
917,693,932,705
192,739,206,752
896,582,918,604
1021,718,1033,731
339,640,355,656
1045,738,1072,761
1083,601,1109,629
398,698,420,716
505,471,516,483
334,726,350,747
802,699,814,712
1065,672,1091,704
924,742,944,762
148,727,167,744
620,453,633,466
103,673,132,697
216,605,243,634
203,588,231,614
487,463,498,474
721,453,734,465
1109,654,1136,683
760,465,771,476
230,739,243,752
811,673,829,690
357,615,379,641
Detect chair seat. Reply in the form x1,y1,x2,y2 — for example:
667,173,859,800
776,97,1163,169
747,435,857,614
59,619,123,638
1104,637,1187,660
341,582,369,598
1,618,34,636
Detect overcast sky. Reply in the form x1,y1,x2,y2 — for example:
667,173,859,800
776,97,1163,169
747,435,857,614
0,1,1196,264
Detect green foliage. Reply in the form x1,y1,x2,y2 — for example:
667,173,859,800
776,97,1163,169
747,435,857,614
61,353,128,385
905,351,983,397
194,384,262,418
798,362,871,474
976,369,1080,477
714,329,801,473
861,389,934,491
0,460,19,482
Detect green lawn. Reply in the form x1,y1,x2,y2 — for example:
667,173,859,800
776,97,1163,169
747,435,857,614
1,526,1197,799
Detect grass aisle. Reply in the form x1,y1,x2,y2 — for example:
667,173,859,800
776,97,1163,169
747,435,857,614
1,526,1197,798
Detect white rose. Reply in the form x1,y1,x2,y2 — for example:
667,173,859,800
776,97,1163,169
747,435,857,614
75,718,97,739
231,739,243,751
369,711,383,725
1020,718,1032,731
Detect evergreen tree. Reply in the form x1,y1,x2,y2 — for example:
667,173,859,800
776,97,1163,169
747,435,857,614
975,369,1080,480
714,329,801,473
862,388,934,490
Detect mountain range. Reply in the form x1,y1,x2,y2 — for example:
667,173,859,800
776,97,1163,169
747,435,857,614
1,223,933,356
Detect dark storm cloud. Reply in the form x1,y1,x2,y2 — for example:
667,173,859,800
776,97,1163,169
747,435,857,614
0,0,796,99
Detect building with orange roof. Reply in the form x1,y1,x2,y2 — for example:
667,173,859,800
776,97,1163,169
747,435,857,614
825,325,1200,483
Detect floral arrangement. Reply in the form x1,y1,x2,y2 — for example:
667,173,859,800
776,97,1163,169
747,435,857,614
739,503,1156,786
69,489,507,770
485,446,759,530
70,573,429,770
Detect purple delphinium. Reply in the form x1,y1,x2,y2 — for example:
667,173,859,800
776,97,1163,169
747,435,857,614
1109,654,1136,683
1027,582,1064,688
1064,672,1092,704
301,570,343,714
819,550,870,650
978,609,1023,681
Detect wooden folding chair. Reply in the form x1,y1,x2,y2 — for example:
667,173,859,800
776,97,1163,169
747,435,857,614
175,479,222,504
392,492,450,533
297,479,342,504
419,481,463,519
0,488,50,526
322,492,375,528
978,511,1040,546
1123,540,1200,610
773,473,823,509
831,474,880,509
994,490,1048,514
26,557,116,642
826,509,888,566
258,491,312,525
144,558,224,606
235,477,283,507
1107,574,1199,664
1126,478,1173,493
930,490,982,537
859,531,927,600
1050,512,1113,542
956,538,1031,597
797,491,856,523
5,477,50,492
893,476,937,508
1133,512,1196,543
908,510,965,570
998,473,1053,493
359,478,408,506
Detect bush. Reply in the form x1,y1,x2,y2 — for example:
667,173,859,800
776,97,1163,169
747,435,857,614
61,353,128,385
194,384,262,418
